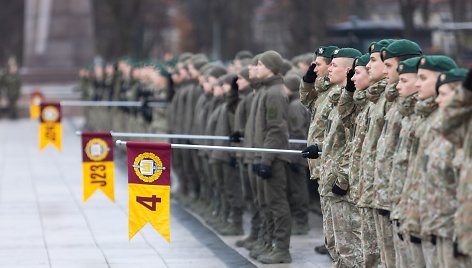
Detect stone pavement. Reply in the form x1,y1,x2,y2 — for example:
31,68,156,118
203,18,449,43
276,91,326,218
0,117,331,268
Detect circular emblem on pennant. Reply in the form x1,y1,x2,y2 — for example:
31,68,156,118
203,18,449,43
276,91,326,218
32,96,42,105
133,152,166,183
42,106,59,122
85,138,110,161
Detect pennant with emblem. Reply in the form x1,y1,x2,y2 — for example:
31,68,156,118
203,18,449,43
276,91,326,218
81,132,114,202
30,90,44,120
126,142,171,242
39,102,62,151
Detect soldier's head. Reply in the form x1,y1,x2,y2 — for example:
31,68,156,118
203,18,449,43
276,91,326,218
204,65,227,94
328,48,361,86
396,57,421,97
381,40,422,85
233,50,253,72
283,74,301,98
222,74,236,94
237,67,250,89
257,50,283,79
366,40,394,83
415,55,457,100
295,53,313,73
314,46,338,77
248,54,261,80
188,54,209,80
352,54,371,91
435,68,467,109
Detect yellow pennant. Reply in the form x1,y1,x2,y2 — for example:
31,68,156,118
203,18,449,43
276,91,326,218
30,91,44,120
128,184,170,241
39,102,62,151
126,142,171,242
81,132,115,202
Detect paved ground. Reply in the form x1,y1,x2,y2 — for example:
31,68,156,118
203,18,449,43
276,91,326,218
0,116,331,268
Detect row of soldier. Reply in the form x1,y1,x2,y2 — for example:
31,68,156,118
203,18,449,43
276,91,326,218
79,40,472,267
299,40,472,268
0,57,21,119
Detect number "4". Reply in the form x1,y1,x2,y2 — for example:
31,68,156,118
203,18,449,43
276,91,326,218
136,195,161,211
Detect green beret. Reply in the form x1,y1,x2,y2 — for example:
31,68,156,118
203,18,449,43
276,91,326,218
354,53,370,67
397,57,421,74
436,68,468,93
369,39,395,54
381,39,422,61
153,62,170,78
332,48,362,59
418,55,457,72
315,46,339,59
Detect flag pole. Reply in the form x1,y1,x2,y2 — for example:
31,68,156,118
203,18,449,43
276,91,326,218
59,100,168,108
115,140,306,155
75,131,307,144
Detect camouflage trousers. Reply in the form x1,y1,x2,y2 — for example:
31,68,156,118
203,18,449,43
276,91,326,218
437,237,472,268
320,196,337,261
359,207,380,267
422,235,438,268
406,233,426,268
392,221,413,268
331,199,362,267
373,210,396,267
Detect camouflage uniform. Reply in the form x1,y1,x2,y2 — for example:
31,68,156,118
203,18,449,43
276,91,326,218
300,76,334,180
320,86,363,267
358,78,388,267
388,93,418,267
398,97,439,268
438,87,472,265
372,83,400,267
420,116,467,267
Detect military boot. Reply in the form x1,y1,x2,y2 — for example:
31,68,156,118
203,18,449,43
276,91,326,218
235,235,257,248
249,241,271,259
314,244,329,255
257,246,292,264
219,222,243,236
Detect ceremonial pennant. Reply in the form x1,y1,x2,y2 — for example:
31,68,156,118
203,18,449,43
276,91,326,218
30,90,44,120
39,102,62,151
126,142,171,242
81,132,114,202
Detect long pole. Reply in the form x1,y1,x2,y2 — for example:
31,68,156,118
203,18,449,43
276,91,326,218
116,140,303,155
59,100,168,108
75,131,307,144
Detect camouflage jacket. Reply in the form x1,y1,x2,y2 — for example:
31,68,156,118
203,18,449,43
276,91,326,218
300,76,335,179
374,83,402,210
389,93,418,220
400,96,438,237
358,78,389,208
337,88,369,204
253,75,290,165
420,119,463,239
318,87,346,198
438,87,472,255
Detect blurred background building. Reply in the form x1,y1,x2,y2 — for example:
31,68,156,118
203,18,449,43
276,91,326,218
0,0,471,83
